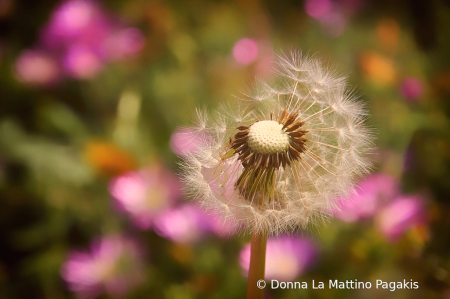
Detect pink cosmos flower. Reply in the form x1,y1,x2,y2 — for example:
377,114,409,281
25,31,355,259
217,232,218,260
170,128,209,157
304,0,333,20
15,0,146,84
101,28,145,61
204,213,239,237
40,0,112,53
109,165,180,229
15,50,60,86
61,235,144,298
334,173,400,222
154,204,210,244
232,38,259,65
400,77,424,102
63,44,104,79
240,236,317,281
375,195,426,242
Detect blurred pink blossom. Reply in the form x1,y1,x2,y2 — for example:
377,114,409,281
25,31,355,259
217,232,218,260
48,0,99,35
334,173,400,222
102,28,145,61
109,165,180,229
16,0,145,84
232,38,259,65
305,0,349,37
154,204,209,244
205,213,239,237
254,41,275,79
376,195,426,242
15,50,60,86
320,11,346,37
401,77,424,102
304,0,333,19
64,45,104,79
170,128,208,157
240,236,317,281
337,0,367,16
61,235,144,298
40,0,111,51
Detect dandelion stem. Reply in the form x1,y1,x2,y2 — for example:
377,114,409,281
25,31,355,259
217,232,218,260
246,232,267,299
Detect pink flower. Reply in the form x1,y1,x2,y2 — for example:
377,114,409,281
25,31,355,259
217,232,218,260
154,204,209,244
109,165,180,229
240,236,317,281
205,213,239,237
334,173,400,222
375,195,426,242
64,44,104,79
320,11,345,37
25,0,146,81
232,38,259,65
61,235,144,298
400,77,424,102
170,128,208,157
101,28,145,61
304,0,333,20
15,50,60,86
40,0,111,51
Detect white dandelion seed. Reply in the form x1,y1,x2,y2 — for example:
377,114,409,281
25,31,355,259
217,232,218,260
179,51,374,235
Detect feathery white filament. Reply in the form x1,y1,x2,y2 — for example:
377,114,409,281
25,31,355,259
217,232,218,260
179,51,374,235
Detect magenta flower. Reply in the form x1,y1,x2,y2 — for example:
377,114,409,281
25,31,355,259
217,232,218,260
170,128,208,157
15,0,145,83
40,0,112,54
334,173,400,222
154,204,209,244
400,77,424,102
205,213,239,237
63,44,104,79
240,236,317,281
61,235,144,298
15,50,60,86
232,38,259,66
109,165,180,229
375,195,426,242
304,0,333,20
319,11,345,37
101,28,145,61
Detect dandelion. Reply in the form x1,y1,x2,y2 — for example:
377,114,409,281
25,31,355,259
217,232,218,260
179,51,373,298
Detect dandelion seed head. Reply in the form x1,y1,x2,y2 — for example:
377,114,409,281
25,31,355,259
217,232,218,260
247,121,290,154
179,51,374,235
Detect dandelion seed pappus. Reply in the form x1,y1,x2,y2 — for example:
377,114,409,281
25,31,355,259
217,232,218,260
179,51,374,235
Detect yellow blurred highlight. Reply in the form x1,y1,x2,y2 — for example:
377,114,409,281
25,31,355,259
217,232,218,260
351,238,370,260
170,243,193,264
84,140,137,176
360,51,396,85
432,71,450,96
114,90,141,147
408,225,430,246
192,275,218,294
377,18,400,51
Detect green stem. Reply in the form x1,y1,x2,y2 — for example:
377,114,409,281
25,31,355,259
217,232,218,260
246,232,268,299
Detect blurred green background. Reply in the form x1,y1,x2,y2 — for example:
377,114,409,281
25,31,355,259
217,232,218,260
1,0,450,298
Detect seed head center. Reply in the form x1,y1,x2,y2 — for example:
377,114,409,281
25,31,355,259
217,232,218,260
247,120,290,154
